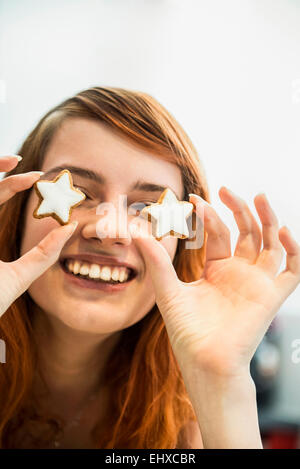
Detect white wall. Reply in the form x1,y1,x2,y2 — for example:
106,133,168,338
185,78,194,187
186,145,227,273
0,0,299,312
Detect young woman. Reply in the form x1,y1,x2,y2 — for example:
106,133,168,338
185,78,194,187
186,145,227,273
0,87,299,449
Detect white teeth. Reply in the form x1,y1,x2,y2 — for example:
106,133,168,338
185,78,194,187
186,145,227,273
119,267,126,282
111,266,120,281
64,259,133,283
100,266,111,281
79,263,90,276
73,260,81,275
88,264,101,279
123,269,129,281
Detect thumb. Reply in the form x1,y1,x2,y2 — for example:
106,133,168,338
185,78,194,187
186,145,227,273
8,221,78,296
129,219,179,307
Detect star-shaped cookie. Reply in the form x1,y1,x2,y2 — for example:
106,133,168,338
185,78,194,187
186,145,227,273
33,169,86,225
140,188,193,240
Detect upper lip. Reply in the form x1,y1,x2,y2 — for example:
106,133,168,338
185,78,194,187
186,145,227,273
59,253,138,275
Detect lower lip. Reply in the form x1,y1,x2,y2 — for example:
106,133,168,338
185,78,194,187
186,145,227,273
60,263,135,292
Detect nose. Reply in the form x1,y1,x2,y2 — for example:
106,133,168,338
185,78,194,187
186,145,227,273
80,195,132,247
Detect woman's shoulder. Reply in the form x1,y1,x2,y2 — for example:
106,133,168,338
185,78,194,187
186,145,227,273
176,420,203,449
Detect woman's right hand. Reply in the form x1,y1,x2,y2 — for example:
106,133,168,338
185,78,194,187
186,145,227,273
0,155,78,318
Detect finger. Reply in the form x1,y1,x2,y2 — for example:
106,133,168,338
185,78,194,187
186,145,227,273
0,171,44,205
254,193,283,275
129,218,179,308
187,193,205,248
189,193,231,262
5,221,79,299
274,226,300,297
218,187,262,263
0,155,22,172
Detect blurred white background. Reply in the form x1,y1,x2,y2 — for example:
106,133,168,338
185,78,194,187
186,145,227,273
0,0,299,314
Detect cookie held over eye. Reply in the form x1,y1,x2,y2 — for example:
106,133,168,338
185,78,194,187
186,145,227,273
140,188,194,240
33,169,86,225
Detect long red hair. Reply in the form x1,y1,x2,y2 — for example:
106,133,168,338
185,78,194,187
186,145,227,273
0,87,210,448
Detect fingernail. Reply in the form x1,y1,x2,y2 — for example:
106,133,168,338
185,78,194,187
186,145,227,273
70,220,78,230
63,220,78,238
188,193,210,205
223,186,240,198
10,155,23,162
30,171,45,176
1,154,22,162
129,223,138,237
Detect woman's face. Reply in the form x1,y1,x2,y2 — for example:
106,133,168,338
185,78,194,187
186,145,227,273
20,118,184,334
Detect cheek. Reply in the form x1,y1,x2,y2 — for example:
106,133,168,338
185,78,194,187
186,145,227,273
20,190,59,256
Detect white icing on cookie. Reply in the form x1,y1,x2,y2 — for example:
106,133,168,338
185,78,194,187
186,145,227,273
35,170,85,224
141,188,193,239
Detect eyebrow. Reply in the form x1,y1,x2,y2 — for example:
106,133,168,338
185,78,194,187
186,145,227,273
43,164,182,200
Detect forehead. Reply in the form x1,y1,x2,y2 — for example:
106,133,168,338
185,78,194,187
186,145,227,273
42,118,184,197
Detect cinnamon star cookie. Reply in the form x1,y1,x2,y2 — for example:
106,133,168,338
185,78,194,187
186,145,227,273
33,169,86,225
140,188,193,240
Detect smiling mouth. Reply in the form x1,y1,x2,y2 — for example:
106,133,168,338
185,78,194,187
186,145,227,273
59,259,137,285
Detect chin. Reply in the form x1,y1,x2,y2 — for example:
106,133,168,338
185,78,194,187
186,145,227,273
29,293,139,335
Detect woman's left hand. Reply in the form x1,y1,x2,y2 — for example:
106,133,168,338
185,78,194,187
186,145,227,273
129,186,300,377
